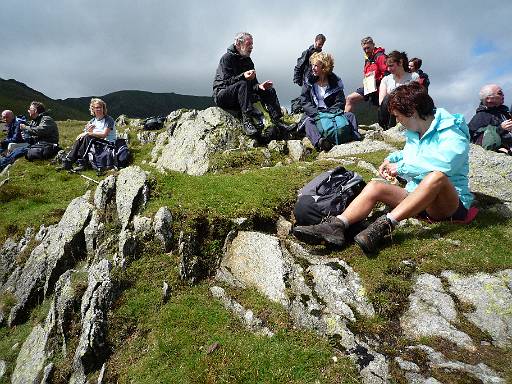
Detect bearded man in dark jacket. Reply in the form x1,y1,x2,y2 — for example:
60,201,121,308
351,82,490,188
213,32,294,140
293,34,326,87
468,84,512,153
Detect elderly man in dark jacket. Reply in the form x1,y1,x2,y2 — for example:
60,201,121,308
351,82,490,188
0,101,59,171
1,110,25,152
468,84,512,153
213,32,294,141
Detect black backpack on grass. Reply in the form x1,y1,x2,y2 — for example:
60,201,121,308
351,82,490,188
294,166,366,225
25,141,60,161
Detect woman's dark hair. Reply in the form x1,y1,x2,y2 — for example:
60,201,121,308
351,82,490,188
387,50,409,72
409,57,422,71
388,82,435,120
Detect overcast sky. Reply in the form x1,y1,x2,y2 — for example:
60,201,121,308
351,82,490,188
2,0,512,119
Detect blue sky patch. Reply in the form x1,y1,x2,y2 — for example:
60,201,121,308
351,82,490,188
472,39,497,56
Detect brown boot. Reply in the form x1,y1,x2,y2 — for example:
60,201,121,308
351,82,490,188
293,216,346,247
354,214,394,255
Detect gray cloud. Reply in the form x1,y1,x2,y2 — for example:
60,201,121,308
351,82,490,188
2,0,512,119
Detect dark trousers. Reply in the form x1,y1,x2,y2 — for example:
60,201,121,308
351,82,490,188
378,95,396,130
215,80,283,120
66,135,95,164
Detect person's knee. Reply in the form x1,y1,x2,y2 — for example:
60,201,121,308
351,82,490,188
422,171,448,187
361,180,387,198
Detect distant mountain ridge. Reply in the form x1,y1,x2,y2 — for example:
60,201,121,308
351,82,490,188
0,78,214,120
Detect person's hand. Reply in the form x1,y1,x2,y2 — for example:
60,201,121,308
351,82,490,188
501,119,512,132
86,123,95,133
19,123,26,130
258,80,273,91
244,70,256,80
378,159,390,178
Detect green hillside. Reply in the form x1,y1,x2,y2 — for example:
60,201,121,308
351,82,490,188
0,78,89,120
59,90,214,119
1,78,214,121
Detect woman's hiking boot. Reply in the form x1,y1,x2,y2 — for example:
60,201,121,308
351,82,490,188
56,158,72,171
72,160,88,173
354,214,394,255
318,138,333,152
293,216,346,247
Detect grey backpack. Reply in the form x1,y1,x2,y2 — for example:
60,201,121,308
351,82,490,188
294,166,366,225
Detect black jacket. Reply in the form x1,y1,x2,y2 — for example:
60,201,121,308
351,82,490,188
300,72,346,118
293,45,320,86
468,104,512,143
24,112,59,144
212,44,259,99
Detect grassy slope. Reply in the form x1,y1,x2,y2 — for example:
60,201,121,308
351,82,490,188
1,121,512,382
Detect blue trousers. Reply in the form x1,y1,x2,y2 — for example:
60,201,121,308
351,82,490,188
0,146,29,171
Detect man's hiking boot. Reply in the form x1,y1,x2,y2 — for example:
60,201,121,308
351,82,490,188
56,158,72,172
242,113,263,137
354,214,394,255
293,216,346,247
273,119,298,139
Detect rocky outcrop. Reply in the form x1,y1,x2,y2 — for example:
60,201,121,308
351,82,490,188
116,166,149,229
216,231,389,383
210,286,274,337
150,107,250,175
317,135,398,159
443,270,512,348
468,144,512,216
70,259,113,384
400,274,475,350
403,345,505,383
11,301,56,384
8,194,93,326
153,206,173,252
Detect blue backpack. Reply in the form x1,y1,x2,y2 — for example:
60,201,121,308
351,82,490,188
315,111,353,145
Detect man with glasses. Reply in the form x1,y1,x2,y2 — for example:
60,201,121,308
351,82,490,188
344,36,388,113
468,84,512,154
0,101,59,171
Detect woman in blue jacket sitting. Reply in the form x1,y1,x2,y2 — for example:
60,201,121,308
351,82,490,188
299,52,360,151
294,82,473,254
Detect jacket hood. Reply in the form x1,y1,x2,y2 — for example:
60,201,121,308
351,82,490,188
475,103,510,114
227,44,238,54
430,108,470,139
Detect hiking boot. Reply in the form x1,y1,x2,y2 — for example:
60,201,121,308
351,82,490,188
293,216,346,247
318,138,333,152
354,214,394,255
242,113,263,137
273,119,297,139
72,161,88,173
56,158,72,171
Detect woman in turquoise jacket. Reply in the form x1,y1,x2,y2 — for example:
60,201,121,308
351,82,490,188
294,82,474,254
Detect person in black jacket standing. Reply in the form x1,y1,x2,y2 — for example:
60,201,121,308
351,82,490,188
293,34,326,87
213,32,294,141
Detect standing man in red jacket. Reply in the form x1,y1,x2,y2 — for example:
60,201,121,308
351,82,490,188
345,36,387,112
